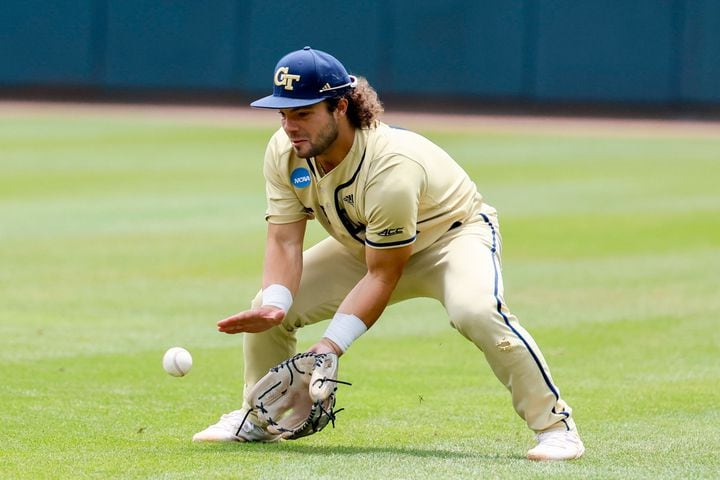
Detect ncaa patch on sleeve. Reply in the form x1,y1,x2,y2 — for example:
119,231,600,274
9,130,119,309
290,167,312,188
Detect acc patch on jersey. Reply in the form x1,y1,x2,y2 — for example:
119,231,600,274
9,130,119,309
291,167,312,188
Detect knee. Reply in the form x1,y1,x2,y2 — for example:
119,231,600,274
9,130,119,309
447,295,510,346
448,295,498,331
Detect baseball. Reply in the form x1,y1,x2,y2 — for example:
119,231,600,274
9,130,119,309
162,347,192,377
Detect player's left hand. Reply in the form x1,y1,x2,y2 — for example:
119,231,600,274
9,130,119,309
217,306,285,334
307,338,344,357
245,352,348,440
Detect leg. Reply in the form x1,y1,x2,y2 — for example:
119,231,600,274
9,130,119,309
402,212,582,458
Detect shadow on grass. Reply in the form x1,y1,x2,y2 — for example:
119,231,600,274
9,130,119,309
191,441,521,461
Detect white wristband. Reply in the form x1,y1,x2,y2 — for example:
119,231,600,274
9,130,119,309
261,284,293,312
323,313,368,353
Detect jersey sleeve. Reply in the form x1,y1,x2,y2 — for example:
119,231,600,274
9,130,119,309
263,133,314,224
363,155,426,249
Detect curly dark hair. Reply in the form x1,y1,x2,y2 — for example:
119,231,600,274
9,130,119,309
325,76,383,129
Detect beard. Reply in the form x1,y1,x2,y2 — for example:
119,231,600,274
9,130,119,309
292,117,339,159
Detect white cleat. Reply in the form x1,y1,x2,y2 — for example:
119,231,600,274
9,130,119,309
527,427,585,461
192,410,279,443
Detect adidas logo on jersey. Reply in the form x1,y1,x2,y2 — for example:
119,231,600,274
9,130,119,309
343,194,354,206
377,227,404,237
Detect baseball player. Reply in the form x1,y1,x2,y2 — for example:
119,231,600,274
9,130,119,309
193,47,585,461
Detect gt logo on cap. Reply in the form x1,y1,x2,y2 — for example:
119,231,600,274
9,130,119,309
274,67,301,91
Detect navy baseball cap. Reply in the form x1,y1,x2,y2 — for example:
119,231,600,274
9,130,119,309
250,47,357,109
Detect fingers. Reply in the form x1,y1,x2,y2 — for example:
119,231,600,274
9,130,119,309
216,307,286,334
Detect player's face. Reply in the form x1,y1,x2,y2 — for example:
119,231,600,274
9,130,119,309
279,103,339,159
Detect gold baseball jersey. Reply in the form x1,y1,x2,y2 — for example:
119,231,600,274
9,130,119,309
263,121,485,254
251,121,576,436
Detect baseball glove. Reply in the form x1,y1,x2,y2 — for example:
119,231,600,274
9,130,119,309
245,352,350,440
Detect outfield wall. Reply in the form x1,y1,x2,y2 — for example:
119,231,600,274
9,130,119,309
1,0,719,110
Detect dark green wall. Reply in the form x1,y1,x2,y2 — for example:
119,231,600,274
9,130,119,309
1,0,718,107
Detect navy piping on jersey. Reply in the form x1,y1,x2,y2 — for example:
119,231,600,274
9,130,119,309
366,236,416,248
479,213,569,427
333,148,367,245
305,158,318,178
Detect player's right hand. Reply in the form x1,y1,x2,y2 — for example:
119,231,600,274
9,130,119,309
217,307,286,334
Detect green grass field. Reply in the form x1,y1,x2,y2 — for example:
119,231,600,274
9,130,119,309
1,106,719,479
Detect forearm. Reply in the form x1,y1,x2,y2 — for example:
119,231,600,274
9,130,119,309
317,273,395,355
217,221,306,335
320,244,412,354
262,236,303,294
263,221,305,289
337,271,397,329
261,220,306,310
